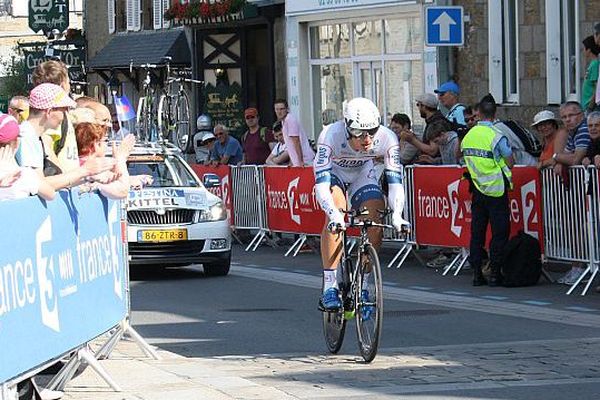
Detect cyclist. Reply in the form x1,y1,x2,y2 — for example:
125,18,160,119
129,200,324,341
314,97,410,310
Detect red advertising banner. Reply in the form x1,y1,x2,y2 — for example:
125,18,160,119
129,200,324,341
190,164,233,224
413,166,543,249
263,166,326,234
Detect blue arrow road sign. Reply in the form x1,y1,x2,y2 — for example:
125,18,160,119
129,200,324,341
425,6,464,46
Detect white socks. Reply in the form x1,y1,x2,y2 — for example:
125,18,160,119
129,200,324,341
323,269,338,292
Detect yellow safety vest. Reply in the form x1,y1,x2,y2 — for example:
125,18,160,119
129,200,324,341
461,125,512,197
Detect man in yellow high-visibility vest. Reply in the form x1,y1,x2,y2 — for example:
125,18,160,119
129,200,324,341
461,99,514,286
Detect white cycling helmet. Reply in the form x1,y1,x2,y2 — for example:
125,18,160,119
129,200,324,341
343,97,380,131
196,114,212,130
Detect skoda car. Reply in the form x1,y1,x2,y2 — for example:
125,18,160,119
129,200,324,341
125,143,231,276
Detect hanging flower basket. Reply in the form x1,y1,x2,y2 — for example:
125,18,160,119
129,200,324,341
164,0,248,25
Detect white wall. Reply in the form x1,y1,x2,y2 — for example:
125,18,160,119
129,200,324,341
11,0,83,17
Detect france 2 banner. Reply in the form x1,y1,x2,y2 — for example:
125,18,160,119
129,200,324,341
191,164,233,224
263,166,326,234
412,166,543,249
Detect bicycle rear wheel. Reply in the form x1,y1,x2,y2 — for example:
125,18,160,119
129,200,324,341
173,91,191,152
322,244,351,354
157,94,169,141
355,244,383,363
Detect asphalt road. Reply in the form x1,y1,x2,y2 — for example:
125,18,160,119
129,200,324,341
128,241,600,399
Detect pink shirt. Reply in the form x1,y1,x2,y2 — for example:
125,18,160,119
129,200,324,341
282,112,315,166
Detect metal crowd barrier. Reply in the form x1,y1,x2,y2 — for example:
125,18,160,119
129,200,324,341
230,165,270,251
541,166,600,295
385,165,419,269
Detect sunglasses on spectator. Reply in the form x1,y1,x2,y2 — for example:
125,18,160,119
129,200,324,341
10,107,25,113
215,132,224,137
347,126,378,139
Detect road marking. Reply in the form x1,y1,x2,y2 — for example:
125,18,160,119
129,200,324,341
480,295,508,300
565,306,598,312
408,285,433,290
521,300,552,306
442,290,470,295
231,266,600,328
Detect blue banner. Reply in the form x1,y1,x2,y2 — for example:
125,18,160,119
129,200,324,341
0,190,127,383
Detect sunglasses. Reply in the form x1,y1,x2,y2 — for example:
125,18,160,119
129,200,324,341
347,126,378,139
10,107,25,113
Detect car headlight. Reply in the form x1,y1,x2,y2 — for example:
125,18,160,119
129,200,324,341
197,202,227,222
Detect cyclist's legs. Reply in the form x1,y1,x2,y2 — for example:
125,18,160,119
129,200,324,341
321,184,347,270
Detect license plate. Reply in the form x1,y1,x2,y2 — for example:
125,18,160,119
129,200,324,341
138,229,188,242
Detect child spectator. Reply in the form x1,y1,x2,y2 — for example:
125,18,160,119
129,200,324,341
265,121,289,166
427,120,460,165
0,114,55,201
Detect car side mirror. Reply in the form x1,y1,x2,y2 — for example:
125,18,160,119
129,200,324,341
202,173,221,188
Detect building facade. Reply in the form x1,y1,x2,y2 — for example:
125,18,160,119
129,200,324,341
286,0,600,140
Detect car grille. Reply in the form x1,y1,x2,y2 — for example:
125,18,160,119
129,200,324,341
128,209,196,225
128,240,206,260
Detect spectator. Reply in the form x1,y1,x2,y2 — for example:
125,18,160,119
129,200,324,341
75,122,133,199
462,99,514,286
553,101,590,174
111,111,130,139
0,114,55,201
274,98,315,166
593,23,600,110
211,124,243,166
32,60,79,172
582,111,600,168
241,107,274,165
531,110,562,170
201,132,217,166
426,120,460,165
390,113,419,164
8,96,29,124
16,83,115,190
582,36,600,112
464,105,479,129
435,80,466,126
265,121,289,166
400,93,445,158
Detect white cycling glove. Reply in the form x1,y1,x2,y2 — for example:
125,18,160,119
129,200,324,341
326,210,346,233
392,212,410,232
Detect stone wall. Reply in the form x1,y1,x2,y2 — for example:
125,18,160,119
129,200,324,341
454,0,599,126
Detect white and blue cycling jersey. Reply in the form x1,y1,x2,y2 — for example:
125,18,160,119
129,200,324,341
313,120,405,226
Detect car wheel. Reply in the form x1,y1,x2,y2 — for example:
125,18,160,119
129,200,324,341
203,253,231,276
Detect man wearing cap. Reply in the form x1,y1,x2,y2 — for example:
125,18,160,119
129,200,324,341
241,107,274,165
400,93,446,159
435,80,466,126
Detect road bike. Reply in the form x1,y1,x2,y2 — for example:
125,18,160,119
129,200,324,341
134,61,160,143
321,208,395,363
157,56,203,153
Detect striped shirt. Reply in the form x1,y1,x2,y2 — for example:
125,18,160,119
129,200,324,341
565,120,591,152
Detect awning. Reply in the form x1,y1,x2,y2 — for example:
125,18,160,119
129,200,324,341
88,29,190,70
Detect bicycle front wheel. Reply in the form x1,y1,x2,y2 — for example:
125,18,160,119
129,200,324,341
355,244,383,363
173,91,191,152
322,248,351,354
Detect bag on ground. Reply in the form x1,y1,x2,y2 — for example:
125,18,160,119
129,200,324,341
501,230,542,287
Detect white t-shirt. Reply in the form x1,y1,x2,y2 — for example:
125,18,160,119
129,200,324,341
269,142,287,157
0,167,40,201
16,121,43,169
282,112,315,166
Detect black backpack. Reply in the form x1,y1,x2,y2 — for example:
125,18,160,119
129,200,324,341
501,231,542,287
499,120,542,157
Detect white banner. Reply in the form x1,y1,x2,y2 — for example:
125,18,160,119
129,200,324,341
286,0,413,16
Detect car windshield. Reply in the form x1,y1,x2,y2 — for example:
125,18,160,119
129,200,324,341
127,156,200,188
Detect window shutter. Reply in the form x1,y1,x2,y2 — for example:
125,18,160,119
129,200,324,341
126,0,134,31
108,0,115,33
545,0,561,104
162,0,170,28
153,0,162,29
488,0,503,102
133,0,141,31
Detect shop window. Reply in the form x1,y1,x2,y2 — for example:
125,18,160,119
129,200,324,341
384,17,422,54
310,24,351,59
545,0,580,104
488,0,519,104
311,64,353,134
384,60,422,128
353,21,382,56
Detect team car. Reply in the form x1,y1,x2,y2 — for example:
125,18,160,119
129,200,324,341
124,142,231,276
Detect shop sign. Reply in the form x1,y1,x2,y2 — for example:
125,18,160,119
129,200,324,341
22,46,85,87
29,0,70,34
204,82,244,139
286,0,410,15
